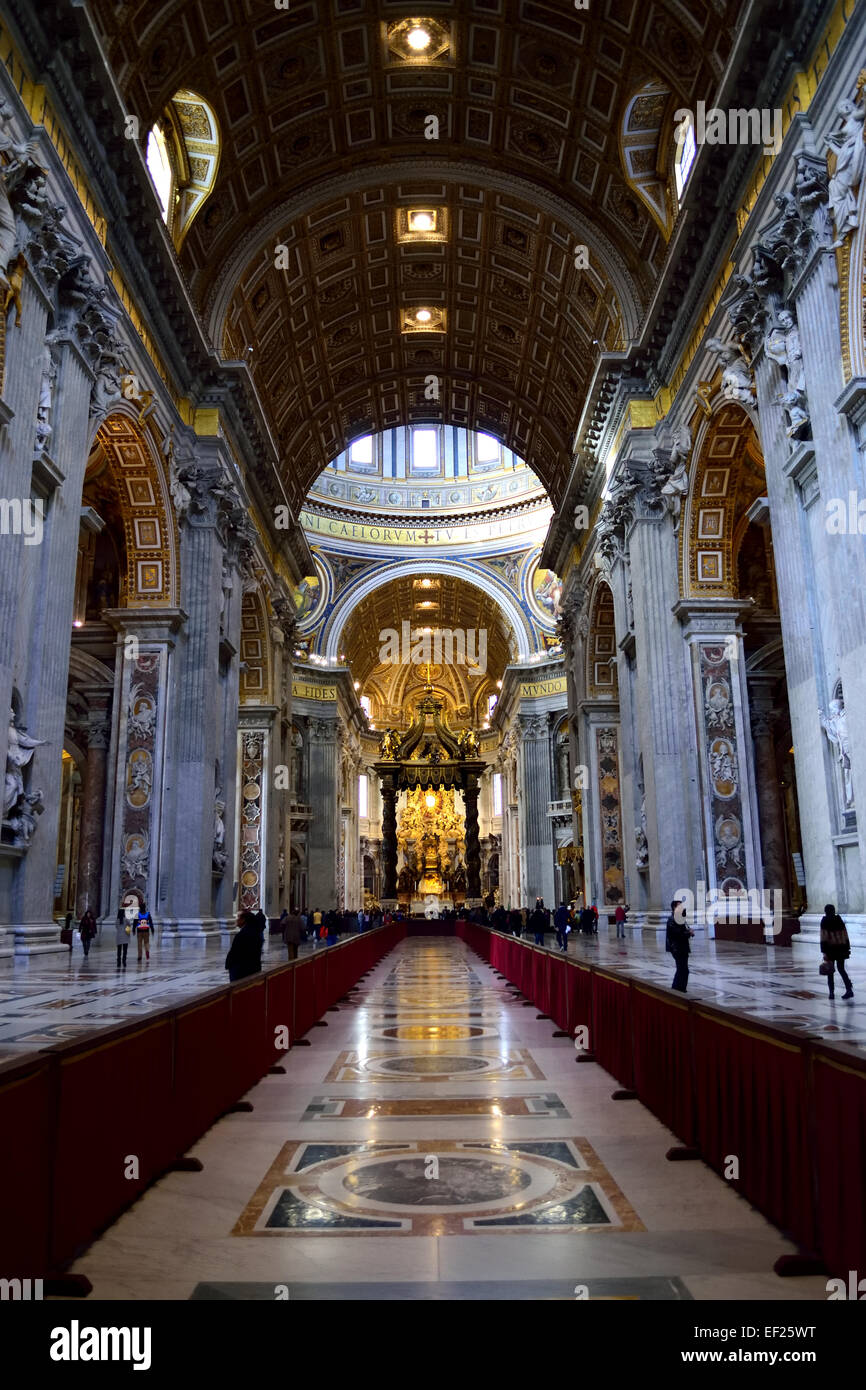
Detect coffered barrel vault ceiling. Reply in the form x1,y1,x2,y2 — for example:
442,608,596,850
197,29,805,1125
89,0,743,508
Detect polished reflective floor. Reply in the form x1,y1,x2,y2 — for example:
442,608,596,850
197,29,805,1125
66,938,830,1300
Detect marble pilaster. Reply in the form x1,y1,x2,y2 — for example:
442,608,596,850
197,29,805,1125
307,717,341,910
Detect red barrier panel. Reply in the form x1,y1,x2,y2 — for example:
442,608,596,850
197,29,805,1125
591,972,634,1087
547,953,571,1033
293,957,318,1038
530,948,545,1008
566,960,592,1042
229,977,269,1098
0,1056,54,1275
313,950,330,1016
631,984,695,1144
266,966,295,1062
813,1048,866,1279
51,1016,175,1266
173,992,234,1156
692,1010,815,1251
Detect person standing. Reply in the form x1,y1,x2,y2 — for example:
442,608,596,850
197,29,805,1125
226,912,263,982
311,907,323,945
281,907,303,962
666,899,694,993
554,901,570,951
114,908,131,969
134,905,154,962
78,909,97,958
820,903,854,1000
530,903,546,946
614,903,627,939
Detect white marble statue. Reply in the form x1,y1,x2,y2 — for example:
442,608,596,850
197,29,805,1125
34,339,58,451
635,797,649,870
765,310,805,394
213,788,227,872
824,98,866,248
706,337,755,404
821,698,854,807
4,707,47,822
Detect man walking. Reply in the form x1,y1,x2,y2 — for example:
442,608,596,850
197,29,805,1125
281,907,303,961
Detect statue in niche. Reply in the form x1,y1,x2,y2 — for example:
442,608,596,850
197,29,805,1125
213,788,227,872
824,95,866,248
4,707,47,824
820,697,854,808
765,310,805,394
34,336,59,452
635,797,649,871
5,788,44,846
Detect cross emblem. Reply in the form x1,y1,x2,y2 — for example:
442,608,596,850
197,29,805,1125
418,529,435,544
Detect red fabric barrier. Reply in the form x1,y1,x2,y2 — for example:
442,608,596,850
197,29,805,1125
51,1017,175,1266
173,993,234,1157
812,1049,866,1279
313,950,329,1016
591,972,634,1087
266,966,295,1062
530,948,545,1007
547,953,571,1032
293,957,318,1038
0,1056,54,1275
229,977,269,1097
566,960,593,1042
692,1010,815,1251
631,985,695,1144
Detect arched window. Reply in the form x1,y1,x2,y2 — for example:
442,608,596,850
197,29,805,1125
144,91,220,249
675,117,697,201
146,125,173,222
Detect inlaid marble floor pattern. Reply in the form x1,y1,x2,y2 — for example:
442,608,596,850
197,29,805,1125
66,938,830,1301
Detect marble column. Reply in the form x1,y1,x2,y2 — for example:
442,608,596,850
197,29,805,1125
307,717,341,909
627,504,704,923
748,683,790,908
102,609,182,931
4,327,96,953
673,600,763,919
235,713,276,918
789,243,866,916
751,338,850,936
74,698,111,917
517,714,555,906
161,460,228,938
463,775,482,904
379,774,398,905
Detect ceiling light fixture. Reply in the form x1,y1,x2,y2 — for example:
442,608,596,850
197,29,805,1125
409,209,435,232
407,25,431,50
415,308,432,323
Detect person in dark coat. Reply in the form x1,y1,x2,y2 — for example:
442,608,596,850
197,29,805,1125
226,912,263,982
820,903,854,1000
281,908,303,961
326,909,339,946
78,909,97,957
665,899,694,993
529,905,546,945
554,902,570,951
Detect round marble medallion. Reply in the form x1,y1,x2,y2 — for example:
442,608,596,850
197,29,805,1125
375,1054,487,1074
381,1025,483,1040
342,1157,531,1206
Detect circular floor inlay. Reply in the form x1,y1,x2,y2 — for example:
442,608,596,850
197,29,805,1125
343,1157,531,1206
382,1025,483,1040
376,1054,487,1074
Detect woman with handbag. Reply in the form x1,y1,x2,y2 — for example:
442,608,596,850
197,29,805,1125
820,903,854,1000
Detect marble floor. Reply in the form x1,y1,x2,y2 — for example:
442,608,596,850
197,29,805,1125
1,922,859,1063
62,937,831,1301
0,932,316,1059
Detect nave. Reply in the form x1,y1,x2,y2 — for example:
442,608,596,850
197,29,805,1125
62,939,828,1302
